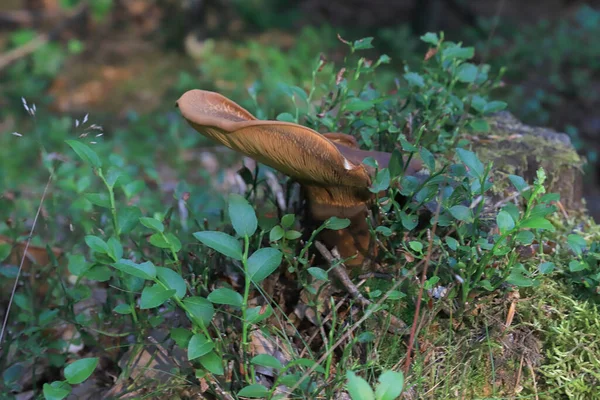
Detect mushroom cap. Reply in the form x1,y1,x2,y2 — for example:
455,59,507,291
177,90,372,192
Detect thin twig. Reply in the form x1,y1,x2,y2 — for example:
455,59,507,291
287,259,423,395
404,197,442,373
315,241,408,331
0,35,49,71
0,171,54,347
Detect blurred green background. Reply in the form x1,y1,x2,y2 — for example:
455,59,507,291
1,0,599,217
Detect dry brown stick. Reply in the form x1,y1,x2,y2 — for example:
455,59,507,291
0,34,49,71
314,241,408,331
0,2,88,71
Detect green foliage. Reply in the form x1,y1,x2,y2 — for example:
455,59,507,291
346,370,404,400
1,26,597,398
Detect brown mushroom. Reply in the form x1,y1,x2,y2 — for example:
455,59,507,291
177,89,421,271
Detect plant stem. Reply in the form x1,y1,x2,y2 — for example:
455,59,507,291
240,235,254,382
98,169,119,237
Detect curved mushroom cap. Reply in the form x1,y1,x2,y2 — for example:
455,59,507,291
177,90,372,191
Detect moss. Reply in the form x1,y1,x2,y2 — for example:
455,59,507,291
521,279,600,399
472,112,584,209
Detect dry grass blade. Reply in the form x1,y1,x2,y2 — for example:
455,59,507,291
287,260,421,394
0,171,54,347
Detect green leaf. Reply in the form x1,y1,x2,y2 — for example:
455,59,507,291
400,211,418,230
387,290,406,300
442,45,474,60
409,241,423,253
3,363,24,384
156,267,187,299
470,119,490,132
66,140,101,168
166,233,182,252
515,230,535,245
445,237,458,251
419,147,435,171
290,86,308,104
281,214,295,229
117,206,141,235
247,248,283,283
388,149,404,177
245,305,273,324
353,37,374,50
484,101,507,113
237,384,270,398
43,381,71,400
106,237,123,262
375,370,404,400
346,371,375,400
113,304,132,315
325,217,351,230
140,284,175,309
449,205,473,222
569,260,588,272
496,211,515,233
502,203,521,222
207,288,243,307
105,168,122,189
269,225,284,242
375,54,391,66
84,193,110,208
122,180,145,199
199,351,224,375
507,265,535,287
308,267,328,281
170,328,193,348
251,354,283,370
188,334,214,360
456,63,478,83
508,175,528,192
376,226,393,237
456,148,484,179
480,280,494,291
183,296,214,326
83,265,111,282
420,32,439,45
567,234,586,256
276,112,295,122
229,194,257,237
0,243,11,263
113,259,156,280
358,332,376,343
139,217,164,232
520,217,555,231
193,231,242,260
470,95,487,113
68,254,90,276
85,235,108,254
370,168,391,193
344,98,374,112
149,233,170,249
539,262,555,274
285,230,302,240
64,358,98,384
404,72,425,88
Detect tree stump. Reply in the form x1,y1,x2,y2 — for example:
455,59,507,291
471,111,584,210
